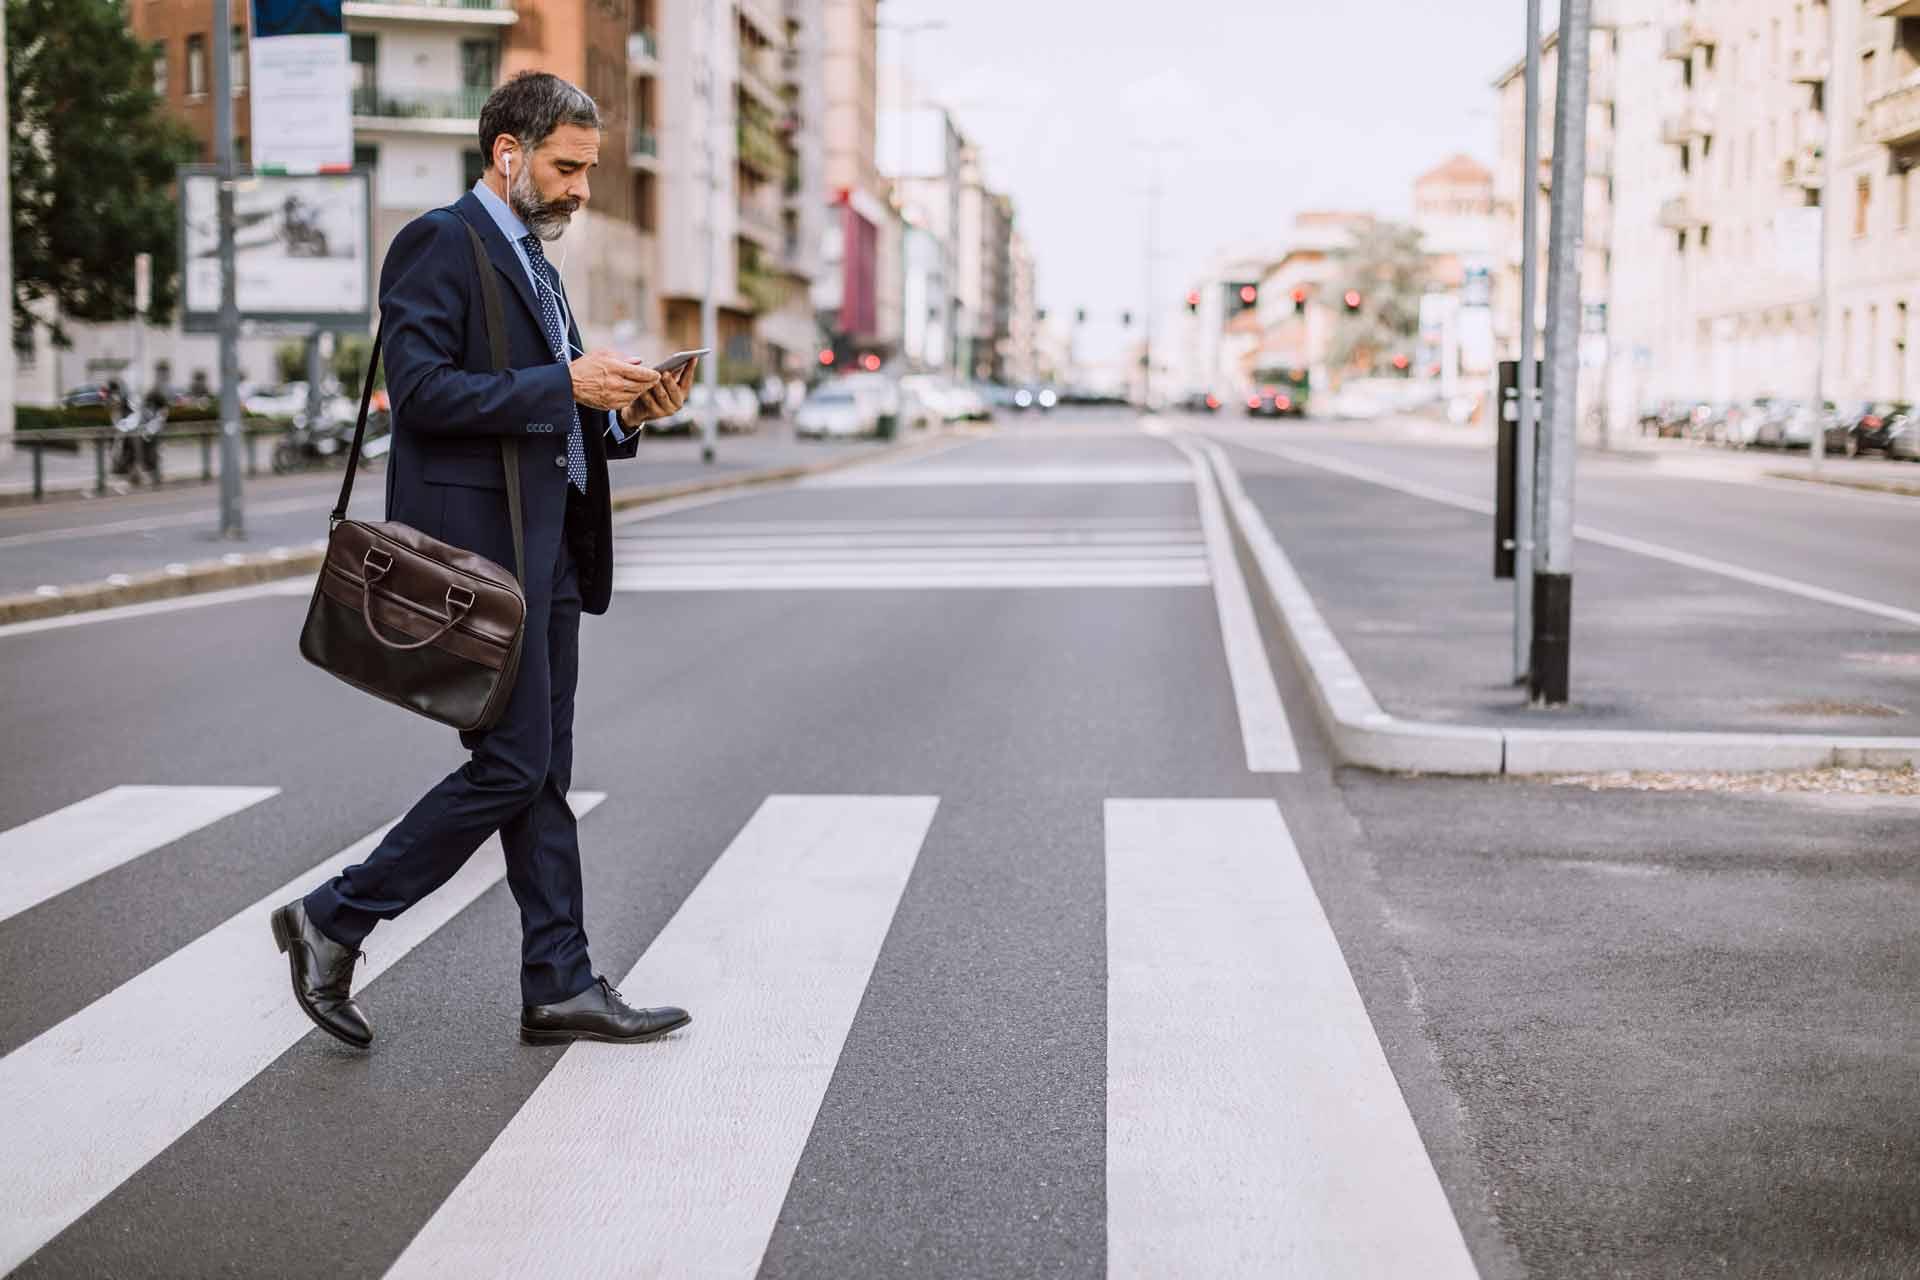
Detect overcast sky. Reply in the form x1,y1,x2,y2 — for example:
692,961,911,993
879,0,1530,366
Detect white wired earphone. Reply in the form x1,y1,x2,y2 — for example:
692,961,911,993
501,145,583,356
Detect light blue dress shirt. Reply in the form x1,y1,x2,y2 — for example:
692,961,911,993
470,179,628,442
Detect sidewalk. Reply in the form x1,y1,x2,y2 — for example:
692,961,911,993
1191,428,1920,774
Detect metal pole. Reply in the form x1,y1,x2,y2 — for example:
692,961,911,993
1513,0,1543,684
0,0,13,466
1144,157,1159,411
1532,0,1591,706
306,331,327,431
213,0,244,536
699,0,722,465
1810,0,1835,474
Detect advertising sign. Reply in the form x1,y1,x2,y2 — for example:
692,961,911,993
249,0,351,174
180,168,372,330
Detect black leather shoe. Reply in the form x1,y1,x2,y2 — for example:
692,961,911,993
270,900,373,1049
520,975,690,1046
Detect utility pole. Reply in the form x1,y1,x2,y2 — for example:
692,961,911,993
1533,0,1591,706
213,0,244,536
699,0,724,465
1513,0,1544,684
0,0,13,465
1810,0,1836,475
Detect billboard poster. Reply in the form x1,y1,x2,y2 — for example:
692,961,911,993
180,168,372,330
249,0,350,173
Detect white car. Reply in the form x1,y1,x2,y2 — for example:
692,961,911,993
794,387,876,438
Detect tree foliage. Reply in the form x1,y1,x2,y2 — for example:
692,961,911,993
8,0,198,347
1326,220,1431,376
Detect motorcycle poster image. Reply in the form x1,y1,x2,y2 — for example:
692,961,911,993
179,171,371,326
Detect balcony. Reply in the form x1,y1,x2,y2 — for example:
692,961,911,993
629,127,657,170
737,51,783,112
1782,146,1824,191
1869,0,1920,18
1868,75,1920,147
1662,19,1712,62
342,0,516,25
1658,196,1697,230
737,254,785,314
1661,109,1710,146
1788,48,1829,86
628,29,657,71
351,84,489,132
736,117,786,179
737,196,783,250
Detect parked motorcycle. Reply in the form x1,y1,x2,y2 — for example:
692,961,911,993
270,415,357,473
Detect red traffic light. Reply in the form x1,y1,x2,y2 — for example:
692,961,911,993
818,349,835,366
1291,288,1306,304
861,353,881,371
1239,284,1258,305
1344,290,1362,311
1391,353,1410,370
1186,290,1201,310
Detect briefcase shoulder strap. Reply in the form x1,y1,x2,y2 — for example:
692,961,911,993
330,212,527,588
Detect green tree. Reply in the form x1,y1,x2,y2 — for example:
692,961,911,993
1327,220,1430,377
8,0,197,348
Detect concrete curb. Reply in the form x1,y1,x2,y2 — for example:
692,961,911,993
1195,438,1920,776
1763,469,1920,500
0,429,969,627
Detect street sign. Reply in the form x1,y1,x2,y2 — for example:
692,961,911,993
178,167,372,330
248,0,351,174
1495,359,1542,581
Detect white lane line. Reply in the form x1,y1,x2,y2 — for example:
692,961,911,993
618,532,1204,552
635,518,1200,536
1223,435,1920,631
0,785,280,924
802,463,1195,487
1105,799,1477,1279
0,495,340,550
613,572,1211,591
385,794,937,1280
0,579,308,638
1172,439,1300,772
0,792,606,1275
621,549,1206,567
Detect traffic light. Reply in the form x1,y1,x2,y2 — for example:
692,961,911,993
1121,310,1133,328
1291,288,1307,316
1075,308,1088,325
1239,283,1259,308
1185,290,1200,314
1344,290,1363,312
1391,353,1410,372
1227,282,1258,315
818,348,835,367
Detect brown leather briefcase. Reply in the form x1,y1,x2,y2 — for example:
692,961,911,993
298,221,528,733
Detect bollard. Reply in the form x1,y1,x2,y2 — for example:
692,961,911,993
95,438,107,495
246,431,257,477
202,433,213,480
32,442,44,501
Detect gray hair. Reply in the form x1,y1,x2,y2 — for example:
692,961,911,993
478,71,601,166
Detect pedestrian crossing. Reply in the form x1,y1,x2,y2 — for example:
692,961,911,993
0,786,1475,1278
610,516,1211,591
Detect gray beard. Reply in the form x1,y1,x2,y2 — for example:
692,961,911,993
509,163,576,242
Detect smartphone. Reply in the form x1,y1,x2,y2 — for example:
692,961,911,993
651,348,711,375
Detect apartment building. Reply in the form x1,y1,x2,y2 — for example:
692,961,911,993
1829,0,1920,402
814,0,899,360
1005,228,1037,386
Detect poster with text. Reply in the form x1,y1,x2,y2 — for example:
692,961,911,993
250,0,349,173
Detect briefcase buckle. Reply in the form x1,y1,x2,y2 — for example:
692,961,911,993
362,547,394,582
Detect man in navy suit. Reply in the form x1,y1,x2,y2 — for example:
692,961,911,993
271,72,696,1050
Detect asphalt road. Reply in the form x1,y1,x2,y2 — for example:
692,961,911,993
0,420,894,597
1,408,1915,1278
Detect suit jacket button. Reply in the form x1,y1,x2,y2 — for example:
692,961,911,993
554,454,567,468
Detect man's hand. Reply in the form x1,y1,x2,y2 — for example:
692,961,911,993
570,349,662,412
620,357,699,430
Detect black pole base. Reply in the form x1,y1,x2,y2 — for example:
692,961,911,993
1529,572,1572,706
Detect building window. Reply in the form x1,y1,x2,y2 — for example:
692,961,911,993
1856,175,1873,237
186,33,207,98
463,149,485,193
633,170,657,233
354,142,378,173
350,34,376,98
151,42,168,98
460,40,498,92
232,25,248,94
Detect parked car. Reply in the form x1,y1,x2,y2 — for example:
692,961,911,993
1750,399,1824,450
1179,391,1222,414
1846,401,1913,455
794,386,877,439
1244,384,1303,419
717,385,759,434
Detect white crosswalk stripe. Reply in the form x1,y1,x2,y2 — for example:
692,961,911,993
0,791,605,1275
0,785,279,924
611,516,1209,591
385,794,938,1280
0,790,1472,1275
801,462,1195,487
1104,799,1476,1277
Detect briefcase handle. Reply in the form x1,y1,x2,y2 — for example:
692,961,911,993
330,216,525,587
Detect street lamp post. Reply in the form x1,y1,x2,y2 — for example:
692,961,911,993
213,0,244,537
1513,0,1543,684
700,0,724,465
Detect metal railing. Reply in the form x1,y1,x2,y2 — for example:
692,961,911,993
347,0,514,11
10,423,308,502
352,84,491,121
630,128,658,166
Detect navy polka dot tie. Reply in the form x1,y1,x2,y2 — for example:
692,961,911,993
520,234,587,495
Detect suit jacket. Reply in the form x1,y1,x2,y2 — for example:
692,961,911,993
377,191,639,615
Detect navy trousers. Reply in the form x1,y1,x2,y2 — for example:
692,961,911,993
306,493,594,1006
